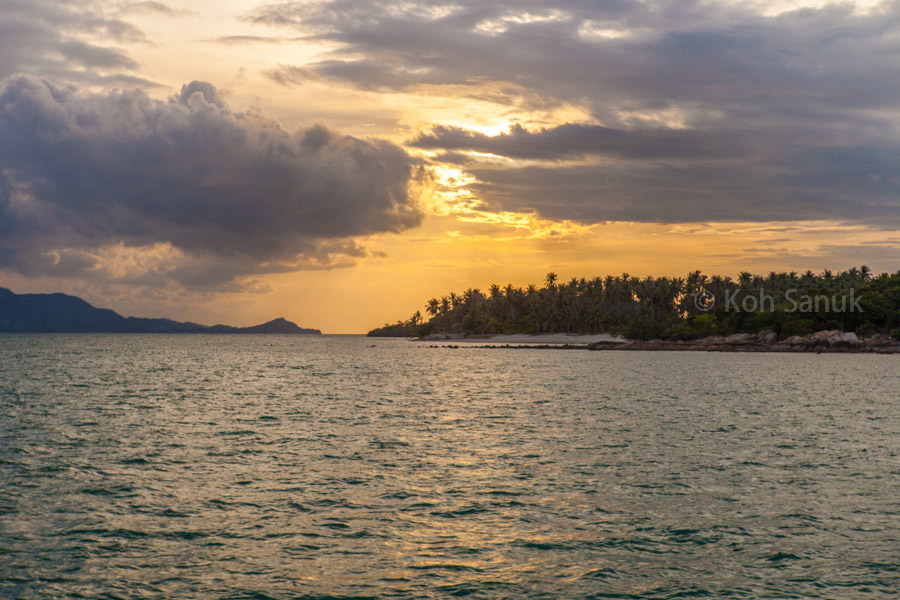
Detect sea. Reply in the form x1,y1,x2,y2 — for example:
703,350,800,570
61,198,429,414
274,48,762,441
1,334,898,599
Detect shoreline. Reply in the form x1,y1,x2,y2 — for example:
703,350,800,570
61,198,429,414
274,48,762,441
415,333,626,345
415,330,900,353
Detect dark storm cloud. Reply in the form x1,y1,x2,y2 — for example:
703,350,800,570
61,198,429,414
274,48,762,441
0,76,425,287
251,0,900,224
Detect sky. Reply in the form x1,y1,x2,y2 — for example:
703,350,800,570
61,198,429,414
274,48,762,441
1,0,899,332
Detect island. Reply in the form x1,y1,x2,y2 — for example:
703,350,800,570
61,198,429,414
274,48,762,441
368,267,900,352
0,288,321,334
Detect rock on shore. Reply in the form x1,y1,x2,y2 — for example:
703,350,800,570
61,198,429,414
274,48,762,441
588,330,900,353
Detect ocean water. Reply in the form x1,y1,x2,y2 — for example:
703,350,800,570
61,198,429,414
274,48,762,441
1,334,899,599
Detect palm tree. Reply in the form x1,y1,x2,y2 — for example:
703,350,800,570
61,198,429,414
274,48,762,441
380,267,900,339
426,298,440,318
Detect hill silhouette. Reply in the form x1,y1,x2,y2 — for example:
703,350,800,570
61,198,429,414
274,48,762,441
0,288,320,334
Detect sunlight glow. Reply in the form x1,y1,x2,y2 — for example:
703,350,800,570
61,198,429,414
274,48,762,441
474,9,571,35
738,0,884,17
455,210,594,240
578,21,633,40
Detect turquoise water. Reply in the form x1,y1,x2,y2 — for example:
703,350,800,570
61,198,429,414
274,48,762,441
1,334,899,599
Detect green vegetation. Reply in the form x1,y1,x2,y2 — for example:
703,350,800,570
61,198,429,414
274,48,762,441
367,267,900,339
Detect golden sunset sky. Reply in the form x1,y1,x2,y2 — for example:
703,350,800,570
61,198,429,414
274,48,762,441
1,0,898,332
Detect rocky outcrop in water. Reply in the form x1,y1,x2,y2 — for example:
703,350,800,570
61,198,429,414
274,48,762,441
588,330,900,353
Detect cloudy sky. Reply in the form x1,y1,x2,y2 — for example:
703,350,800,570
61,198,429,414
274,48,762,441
1,0,899,332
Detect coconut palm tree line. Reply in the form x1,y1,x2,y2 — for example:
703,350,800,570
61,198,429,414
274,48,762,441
368,267,900,339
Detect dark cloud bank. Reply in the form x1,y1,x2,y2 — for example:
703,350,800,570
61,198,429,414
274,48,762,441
0,76,424,288
254,0,900,225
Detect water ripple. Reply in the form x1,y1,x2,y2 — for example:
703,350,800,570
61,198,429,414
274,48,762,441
1,334,899,598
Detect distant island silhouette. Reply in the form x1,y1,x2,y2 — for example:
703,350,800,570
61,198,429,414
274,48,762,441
0,288,321,334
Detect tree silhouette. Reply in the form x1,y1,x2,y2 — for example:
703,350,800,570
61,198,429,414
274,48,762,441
369,267,900,340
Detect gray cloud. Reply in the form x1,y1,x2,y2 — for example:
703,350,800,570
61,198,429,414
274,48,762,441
0,0,152,86
115,2,195,18
0,76,425,288
416,121,900,223
465,153,900,225
56,39,138,70
263,64,322,86
249,0,900,117
205,35,302,46
411,123,748,161
251,0,900,224
463,162,786,223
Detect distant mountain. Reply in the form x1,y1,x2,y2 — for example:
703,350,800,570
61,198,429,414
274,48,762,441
0,288,321,334
206,317,320,334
